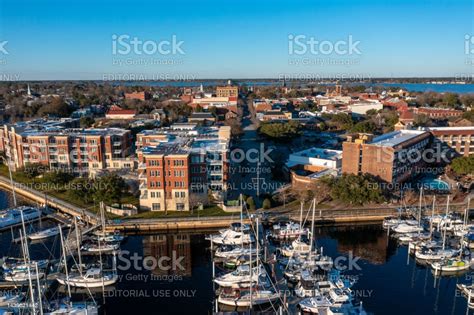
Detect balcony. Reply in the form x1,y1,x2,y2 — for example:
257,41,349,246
113,142,122,146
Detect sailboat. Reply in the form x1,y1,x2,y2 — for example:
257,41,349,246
431,257,472,274
28,226,61,240
57,224,118,288
214,265,267,288
217,286,280,307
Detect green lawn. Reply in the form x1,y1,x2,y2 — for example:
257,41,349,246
0,164,136,216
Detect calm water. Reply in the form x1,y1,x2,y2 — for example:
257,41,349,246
107,80,474,94
0,190,473,315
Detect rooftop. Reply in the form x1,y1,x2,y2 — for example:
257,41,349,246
290,147,342,161
370,130,427,147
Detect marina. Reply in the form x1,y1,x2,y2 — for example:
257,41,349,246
0,188,472,313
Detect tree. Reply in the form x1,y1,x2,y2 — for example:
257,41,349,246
259,121,301,139
450,156,474,176
93,173,128,205
38,97,72,117
262,198,272,209
413,114,432,127
42,170,74,186
246,196,256,211
18,163,48,179
80,116,95,128
67,177,96,204
442,93,460,108
462,110,474,123
351,120,377,133
322,174,385,205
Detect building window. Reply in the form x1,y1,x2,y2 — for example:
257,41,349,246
176,203,185,211
152,203,161,211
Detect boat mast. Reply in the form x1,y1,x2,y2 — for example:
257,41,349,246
430,195,435,239
465,196,471,227
6,150,17,206
418,187,423,227
299,201,303,229
19,229,36,314
240,194,243,248
74,217,83,274
101,201,106,235
309,198,316,254
35,262,44,315
249,226,253,309
59,224,72,301
20,210,36,314
442,196,449,251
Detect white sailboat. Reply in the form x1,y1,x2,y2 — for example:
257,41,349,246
57,225,118,288
431,257,472,274
214,265,266,287
28,226,61,240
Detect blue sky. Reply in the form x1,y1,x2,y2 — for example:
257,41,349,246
0,0,473,80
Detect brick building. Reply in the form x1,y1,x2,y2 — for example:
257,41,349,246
0,119,133,174
342,130,432,183
137,125,231,211
216,86,238,98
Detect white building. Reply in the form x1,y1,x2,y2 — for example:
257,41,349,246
348,101,383,115
286,147,343,170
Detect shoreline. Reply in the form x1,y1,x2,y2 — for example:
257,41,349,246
0,175,469,232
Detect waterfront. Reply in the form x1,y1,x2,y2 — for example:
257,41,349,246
113,81,474,94
0,191,473,314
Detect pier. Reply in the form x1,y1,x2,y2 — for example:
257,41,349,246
0,175,100,225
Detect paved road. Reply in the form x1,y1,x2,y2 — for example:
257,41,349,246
227,98,286,205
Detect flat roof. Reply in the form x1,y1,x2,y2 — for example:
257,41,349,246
291,147,342,161
370,130,427,147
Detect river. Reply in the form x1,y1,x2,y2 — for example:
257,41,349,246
0,190,472,314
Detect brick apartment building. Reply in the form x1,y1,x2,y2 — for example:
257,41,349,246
427,126,474,157
342,130,432,183
216,86,239,98
0,119,134,174
413,107,463,119
137,125,231,211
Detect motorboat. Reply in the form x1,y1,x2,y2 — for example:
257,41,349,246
298,296,333,313
215,245,258,259
270,221,308,240
280,237,312,257
0,206,41,229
